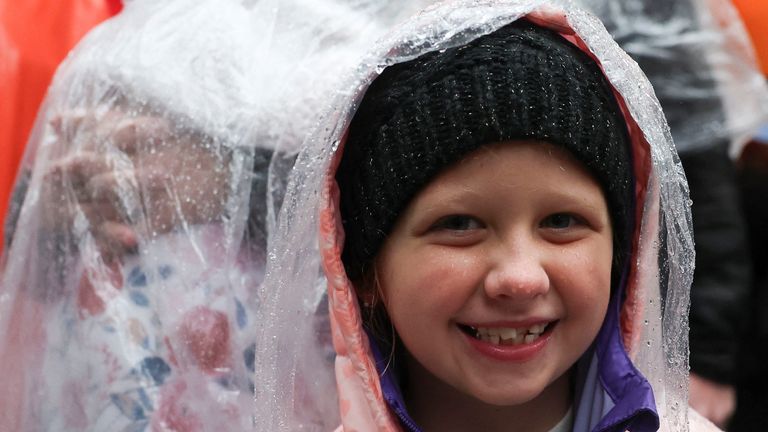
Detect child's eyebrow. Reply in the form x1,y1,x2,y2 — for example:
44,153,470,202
417,182,607,213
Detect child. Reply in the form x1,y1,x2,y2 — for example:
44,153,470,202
0,1,269,429
34,105,268,431
254,1,721,431
0,94,270,431
0,0,439,429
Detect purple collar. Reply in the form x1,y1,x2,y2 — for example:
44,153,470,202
588,278,659,432
366,278,659,432
367,332,423,432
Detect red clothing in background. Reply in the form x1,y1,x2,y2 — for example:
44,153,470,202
732,0,768,75
0,0,122,252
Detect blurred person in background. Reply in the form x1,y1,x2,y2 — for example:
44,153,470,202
576,0,768,428
0,2,271,428
728,1,768,430
729,130,768,431
0,0,435,429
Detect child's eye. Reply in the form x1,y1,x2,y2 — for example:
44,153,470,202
540,213,580,229
429,215,485,232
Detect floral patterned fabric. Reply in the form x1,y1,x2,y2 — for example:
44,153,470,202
37,226,262,431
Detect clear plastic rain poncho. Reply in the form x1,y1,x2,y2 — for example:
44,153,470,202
575,0,768,155
255,0,712,430
0,0,433,430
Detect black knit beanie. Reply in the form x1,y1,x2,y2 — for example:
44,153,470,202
337,20,633,282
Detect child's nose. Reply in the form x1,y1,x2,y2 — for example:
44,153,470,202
483,247,550,301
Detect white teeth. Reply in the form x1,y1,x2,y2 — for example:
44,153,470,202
499,328,517,340
472,323,550,345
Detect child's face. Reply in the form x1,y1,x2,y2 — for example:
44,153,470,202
375,140,613,407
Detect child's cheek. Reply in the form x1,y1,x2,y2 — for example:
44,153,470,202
554,241,612,310
384,244,482,313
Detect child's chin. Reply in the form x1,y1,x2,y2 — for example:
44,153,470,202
467,385,544,407
468,372,570,407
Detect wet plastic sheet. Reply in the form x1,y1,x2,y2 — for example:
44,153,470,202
576,0,768,155
0,1,265,429
0,0,432,430
257,0,698,430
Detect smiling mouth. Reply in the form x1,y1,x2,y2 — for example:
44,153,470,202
458,322,556,346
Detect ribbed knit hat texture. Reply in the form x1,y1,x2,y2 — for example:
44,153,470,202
337,20,633,281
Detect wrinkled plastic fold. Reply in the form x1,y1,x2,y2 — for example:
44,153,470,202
577,0,768,155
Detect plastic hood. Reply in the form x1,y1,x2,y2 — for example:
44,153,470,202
257,0,695,430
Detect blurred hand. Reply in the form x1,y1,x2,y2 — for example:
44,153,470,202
41,150,138,262
40,108,230,262
689,372,736,428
